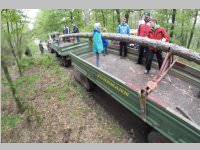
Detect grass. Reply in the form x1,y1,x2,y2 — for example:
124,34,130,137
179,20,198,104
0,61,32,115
1,114,22,132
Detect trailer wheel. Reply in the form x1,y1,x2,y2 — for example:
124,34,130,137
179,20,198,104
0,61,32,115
56,52,60,57
81,75,95,91
50,48,55,53
62,57,71,67
73,69,95,91
147,131,171,143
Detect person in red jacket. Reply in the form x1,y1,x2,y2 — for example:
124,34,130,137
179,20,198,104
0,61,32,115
136,12,151,64
145,18,169,74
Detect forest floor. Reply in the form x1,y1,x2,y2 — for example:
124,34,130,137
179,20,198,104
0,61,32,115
1,49,149,143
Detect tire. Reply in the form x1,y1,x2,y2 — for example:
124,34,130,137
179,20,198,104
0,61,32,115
62,57,71,67
56,52,60,58
147,131,171,143
50,48,55,53
73,69,95,91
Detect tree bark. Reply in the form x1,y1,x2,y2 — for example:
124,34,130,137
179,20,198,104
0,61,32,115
169,9,176,41
101,10,106,27
197,40,200,49
83,9,89,26
125,10,131,24
6,19,23,76
112,10,115,32
180,22,184,45
116,9,121,25
187,10,199,49
70,10,73,25
61,33,200,65
2,59,25,113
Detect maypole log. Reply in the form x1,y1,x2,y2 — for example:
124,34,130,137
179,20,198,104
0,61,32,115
60,33,200,65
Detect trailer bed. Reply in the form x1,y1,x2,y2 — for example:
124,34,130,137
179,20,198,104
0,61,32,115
84,53,200,126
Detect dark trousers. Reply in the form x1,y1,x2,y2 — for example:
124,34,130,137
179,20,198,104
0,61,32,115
119,42,128,57
145,49,163,71
137,45,147,64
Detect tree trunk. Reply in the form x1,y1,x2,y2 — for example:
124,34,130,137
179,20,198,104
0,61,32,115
6,20,23,76
187,10,199,49
112,10,115,32
125,10,131,24
70,10,73,25
180,22,184,45
2,60,25,113
169,9,176,42
197,40,200,49
83,9,89,26
101,10,106,27
61,33,200,64
116,9,121,25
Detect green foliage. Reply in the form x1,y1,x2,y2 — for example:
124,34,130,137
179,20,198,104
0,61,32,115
34,53,59,68
1,92,9,102
1,114,22,131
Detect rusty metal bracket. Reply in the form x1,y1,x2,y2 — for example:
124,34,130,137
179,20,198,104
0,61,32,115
138,89,148,121
144,47,177,95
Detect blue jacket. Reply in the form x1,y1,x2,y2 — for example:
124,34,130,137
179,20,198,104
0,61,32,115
93,29,104,53
117,23,130,35
102,38,109,46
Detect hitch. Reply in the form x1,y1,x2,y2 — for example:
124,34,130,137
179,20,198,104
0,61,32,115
144,47,177,95
139,48,177,119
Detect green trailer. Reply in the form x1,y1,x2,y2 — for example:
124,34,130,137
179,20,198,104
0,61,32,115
68,44,200,143
49,40,88,66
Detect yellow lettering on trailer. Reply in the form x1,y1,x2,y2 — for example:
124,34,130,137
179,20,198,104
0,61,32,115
97,74,129,97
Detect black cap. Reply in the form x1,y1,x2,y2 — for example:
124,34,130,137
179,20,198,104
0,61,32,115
144,12,150,17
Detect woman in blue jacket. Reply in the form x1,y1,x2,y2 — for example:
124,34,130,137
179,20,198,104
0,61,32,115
93,23,104,67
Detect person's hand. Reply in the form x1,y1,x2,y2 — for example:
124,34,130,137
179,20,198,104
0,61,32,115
161,38,166,42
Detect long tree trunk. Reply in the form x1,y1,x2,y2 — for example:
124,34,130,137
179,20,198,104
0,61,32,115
187,10,199,49
169,9,176,41
61,33,200,64
6,20,22,76
116,9,121,25
2,60,25,113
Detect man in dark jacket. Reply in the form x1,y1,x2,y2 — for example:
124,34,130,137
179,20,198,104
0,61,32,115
117,17,130,58
39,41,44,55
25,47,32,57
63,26,70,42
72,24,80,43
136,12,151,64
145,18,169,74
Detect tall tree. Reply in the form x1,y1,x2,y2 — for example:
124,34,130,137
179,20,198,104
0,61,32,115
116,9,121,25
169,9,176,42
187,10,199,48
1,9,28,76
1,59,26,113
101,10,106,27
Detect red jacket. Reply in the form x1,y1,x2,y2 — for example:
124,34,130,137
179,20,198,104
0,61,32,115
137,23,151,37
148,26,169,51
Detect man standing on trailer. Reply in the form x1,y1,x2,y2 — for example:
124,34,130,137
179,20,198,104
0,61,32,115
63,26,70,42
136,12,151,64
117,17,130,58
144,18,169,74
72,24,80,43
